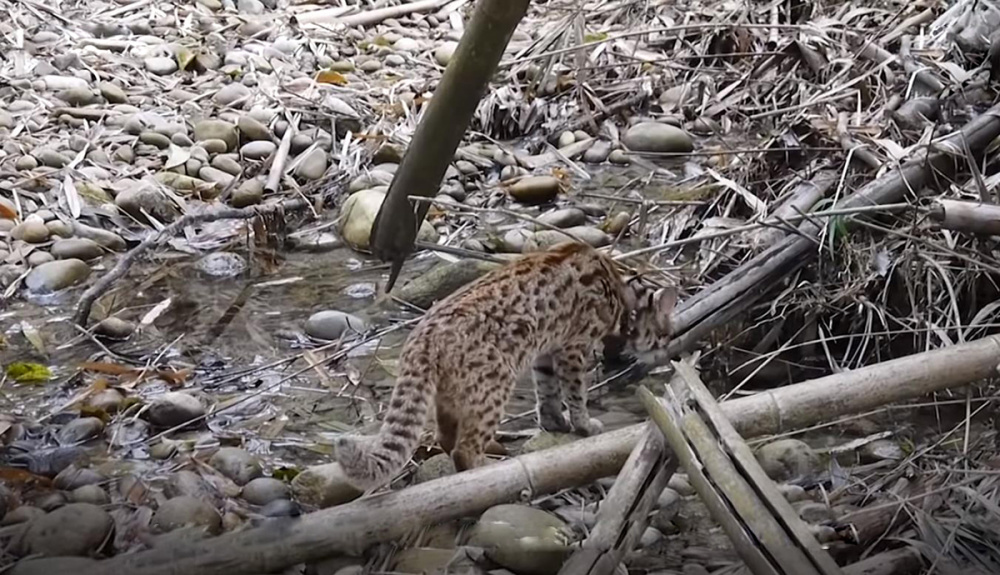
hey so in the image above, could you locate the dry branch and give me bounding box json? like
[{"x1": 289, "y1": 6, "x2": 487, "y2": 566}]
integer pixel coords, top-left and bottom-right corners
[
  {"x1": 76, "y1": 334, "x2": 1000, "y2": 575},
  {"x1": 72, "y1": 199, "x2": 307, "y2": 326},
  {"x1": 294, "y1": 0, "x2": 454, "y2": 27}
]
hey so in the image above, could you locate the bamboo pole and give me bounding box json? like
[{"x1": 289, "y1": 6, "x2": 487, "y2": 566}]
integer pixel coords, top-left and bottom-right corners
[
  {"x1": 929, "y1": 199, "x2": 1000, "y2": 235},
  {"x1": 75, "y1": 335, "x2": 1000, "y2": 575},
  {"x1": 368, "y1": 0, "x2": 531, "y2": 290}
]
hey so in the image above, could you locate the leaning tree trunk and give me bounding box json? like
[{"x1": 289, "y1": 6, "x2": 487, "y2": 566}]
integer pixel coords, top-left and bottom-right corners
[{"x1": 369, "y1": 0, "x2": 531, "y2": 290}]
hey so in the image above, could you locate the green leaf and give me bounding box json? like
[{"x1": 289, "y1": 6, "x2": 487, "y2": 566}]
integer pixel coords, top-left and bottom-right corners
[{"x1": 5, "y1": 362, "x2": 51, "y2": 384}]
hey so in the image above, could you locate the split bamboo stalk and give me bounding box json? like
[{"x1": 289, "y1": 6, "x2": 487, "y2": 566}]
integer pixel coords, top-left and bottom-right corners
[{"x1": 75, "y1": 335, "x2": 1000, "y2": 575}]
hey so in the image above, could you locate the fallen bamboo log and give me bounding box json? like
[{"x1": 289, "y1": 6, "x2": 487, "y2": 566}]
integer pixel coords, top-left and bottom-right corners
[
  {"x1": 929, "y1": 198, "x2": 1000, "y2": 235},
  {"x1": 76, "y1": 334, "x2": 1000, "y2": 575},
  {"x1": 645, "y1": 101, "x2": 1000, "y2": 345}
]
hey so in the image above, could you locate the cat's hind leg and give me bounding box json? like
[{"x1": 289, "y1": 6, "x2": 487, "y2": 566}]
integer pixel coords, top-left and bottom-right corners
[{"x1": 532, "y1": 353, "x2": 571, "y2": 432}]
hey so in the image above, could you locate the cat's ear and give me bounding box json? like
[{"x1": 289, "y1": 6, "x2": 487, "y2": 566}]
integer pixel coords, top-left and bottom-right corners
[{"x1": 653, "y1": 287, "x2": 677, "y2": 332}]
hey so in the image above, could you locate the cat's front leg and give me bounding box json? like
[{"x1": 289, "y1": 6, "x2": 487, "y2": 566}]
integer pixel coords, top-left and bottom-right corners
[
  {"x1": 532, "y1": 353, "x2": 571, "y2": 432},
  {"x1": 551, "y1": 344, "x2": 604, "y2": 437}
]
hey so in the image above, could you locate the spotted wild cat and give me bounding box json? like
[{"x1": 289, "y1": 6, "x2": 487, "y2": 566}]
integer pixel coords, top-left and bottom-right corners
[{"x1": 335, "y1": 242, "x2": 677, "y2": 491}]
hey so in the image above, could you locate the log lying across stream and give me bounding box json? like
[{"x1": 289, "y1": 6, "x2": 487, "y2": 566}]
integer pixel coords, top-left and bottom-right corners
[{"x1": 76, "y1": 334, "x2": 1000, "y2": 575}]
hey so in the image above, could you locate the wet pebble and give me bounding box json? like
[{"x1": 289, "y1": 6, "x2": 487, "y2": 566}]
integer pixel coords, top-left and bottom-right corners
[
  {"x1": 24, "y1": 259, "x2": 91, "y2": 293},
  {"x1": 622, "y1": 121, "x2": 693, "y2": 153},
  {"x1": 215, "y1": 83, "x2": 251, "y2": 106},
  {"x1": 241, "y1": 140, "x2": 276, "y2": 160},
  {"x1": 338, "y1": 189, "x2": 437, "y2": 251},
  {"x1": 57, "y1": 417, "x2": 104, "y2": 444},
  {"x1": 99, "y1": 82, "x2": 127, "y2": 104},
  {"x1": 241, "y1": 477, "x2": 289, "y2": 506},
  {"x1": 608, "y1": 149, "x2": 631, "y2": 165},
  {"x1": 537, "y1": 207, "x2": 586, "y2": 229},
  {"x1": 434, "y1": 41, "x2": 458, "y2": 66},
  {"x1": 231, "y1": 179, "x2": 264, "y2": 207},
  {"x1": 139, "y1": 131, "x2": 171, "y2": 149},
  {"x1": 54, "y1": 466, "x2": 105, "y2": 490},
  {"x1": 238, "y1": 115, "x2": 272, "y2": 141},
  {"x1": 72, "y1": 222, "x2": 126, "y2": 251},
  {"x1": 755, "y1": 439, "x2": 821, "y2": 483},
  {"x1": 194, "y1": 120, "x2": 238, "y2": 151},
  {"x1": 583, "y1": 139, "x2": 612, "y2": 163},
  {"x1": 2, "y1": 506, "x2": 45, "y2": 526},
  {"x1": 146, "y1": 392, "x2": 205, "y2": 428},
  {"x1": 11, "y1": 220, "x2": 50, "y2": 243},
  {"x1": 394, "y1": 259, "x2": 499, "y2": 309},
  {"x1": 199, "y1": 165, "x2": 236, "y2": 187},
  {"x1": 19, "y1": 503, "x2": 113, "y2": 557},
  {"x1": 413, "y1": 453, "x2": 456, "y2": 484},
  {"x1": 145, "y1": 56, "x2": 177, "y2": 75},
  {"x1": 94, "y1": 317, "x2": 135, "y2": 340},
  {"x1": 70, "y1": 484, "x2": 110, "y2": 505},
  {"x1": 209, "y1": 447, "x2": 263, "y2": 486},
  {"x1": 211, "y1": 155, "x2": 243, "y2": 176},
  {"x1": 15, "y1": 156, "x2": 38, "y2": 171},
  {"x1": 290, "y1": 463, "x2": 363, "y2": 508},
  {"x1": 51, "y1": 238, "x2": 103, "y2": 260},
  {"x1": 523, "y1": 226, "x2": 610, "y2": 252},
  {"x1": 115, "y1": 187, "x2": 177, "y2": 223},
  {"x1": 293, "y1": 147, "x2": 328, "y2": 180},
  {"x1": 467, "y1": 504, "x2": 574, "y2": 575},
  {"x1": 27, "y1": 251, "x2": 54, "y2": 267},
  {"x1": 519, "y1": 431, "x2": 580, "y2": 455},
  {"x1": 151, "y1": 496, "x2": 222, "y2": 535},
  {"x1": 304, "y1": 310, "x2": 368, "y2": 340},
  {"x1": 196, "y1": 252, "x2": 247, "y2": 277},
  {"x1": 507, "y1": 175, "x2": 560, "y2": 204}
]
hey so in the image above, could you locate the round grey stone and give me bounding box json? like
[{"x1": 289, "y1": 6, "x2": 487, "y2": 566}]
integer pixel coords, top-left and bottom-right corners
[{"x1": 304, "y1": 310, "x2": 368, "y2": 340}]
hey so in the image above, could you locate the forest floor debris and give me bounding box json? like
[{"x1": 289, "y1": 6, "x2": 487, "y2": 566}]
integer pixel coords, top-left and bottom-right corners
[{"x1": 4, "y1": 0, "x2": 1000, "y2": 573}]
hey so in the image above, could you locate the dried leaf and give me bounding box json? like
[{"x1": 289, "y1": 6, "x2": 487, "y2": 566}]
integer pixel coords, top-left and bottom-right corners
[
  {"x1": 0, "y1": 467, "x2": 53, "y2": 488},
  {"x1": 315, "y1": 69, "x2": 348, "y2": 85},
  {"x1": 175, "y1": 46, "x2": 196, "y2": 71},
  {"x1": 0, "y1": 202, "x2": 17, "y2": 219},
  {"x1": 5, "y1": 362, "x2": 51, "y2": 384},
  {"x1": 63, "y1": 173, "x2": 81, "y2": 219},
  {"x1": 140, "y1": 298, "x2": 172, "y2": 328},
  {"x1": 20, "y1": 321, "x2": 45, "y2": 355},
  {"x1": 156, "y1": 368, "x2": 192, "y2": 387},
  {"x1": 165, "y1": 143, "x2": 192, "y2": 170},
  {"x1": 79, "y1": 361, "x2": 140, "y2": 377}
]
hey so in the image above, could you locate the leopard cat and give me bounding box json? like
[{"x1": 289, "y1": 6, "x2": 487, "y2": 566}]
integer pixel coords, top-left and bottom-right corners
[{"x1": 335, "y1": 241, "x2": 678, "y2": 491}]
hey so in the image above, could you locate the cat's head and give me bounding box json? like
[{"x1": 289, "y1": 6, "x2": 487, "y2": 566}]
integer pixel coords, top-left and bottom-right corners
[{"x1": 606, "y1": 277, "x2": 678, "y2": 367}]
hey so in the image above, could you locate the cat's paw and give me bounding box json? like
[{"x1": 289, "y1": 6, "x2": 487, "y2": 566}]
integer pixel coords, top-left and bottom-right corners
[
  {"x1": 538, "y1": 413, "x2": 572, "y2": 433},
  {"x1": 574, "y1": 417, "x2": 605, "y2": 437},
  {"x1": 538, "y1": 407, "x2": 571, "y2": 433}
]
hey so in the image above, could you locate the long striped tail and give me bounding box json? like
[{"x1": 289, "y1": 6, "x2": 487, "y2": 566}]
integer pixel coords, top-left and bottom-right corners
[{"x1": 335, "y1": 369, "x2": 434, "y2": 491}]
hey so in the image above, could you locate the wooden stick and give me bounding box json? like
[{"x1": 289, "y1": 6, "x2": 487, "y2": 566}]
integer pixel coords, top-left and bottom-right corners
[
  {"x1": 75, "y1": 335, "x2": 1000, "y2": 575},
  {"x1": 292, "y1": 0, "x2": 459, "y2": 27}
]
